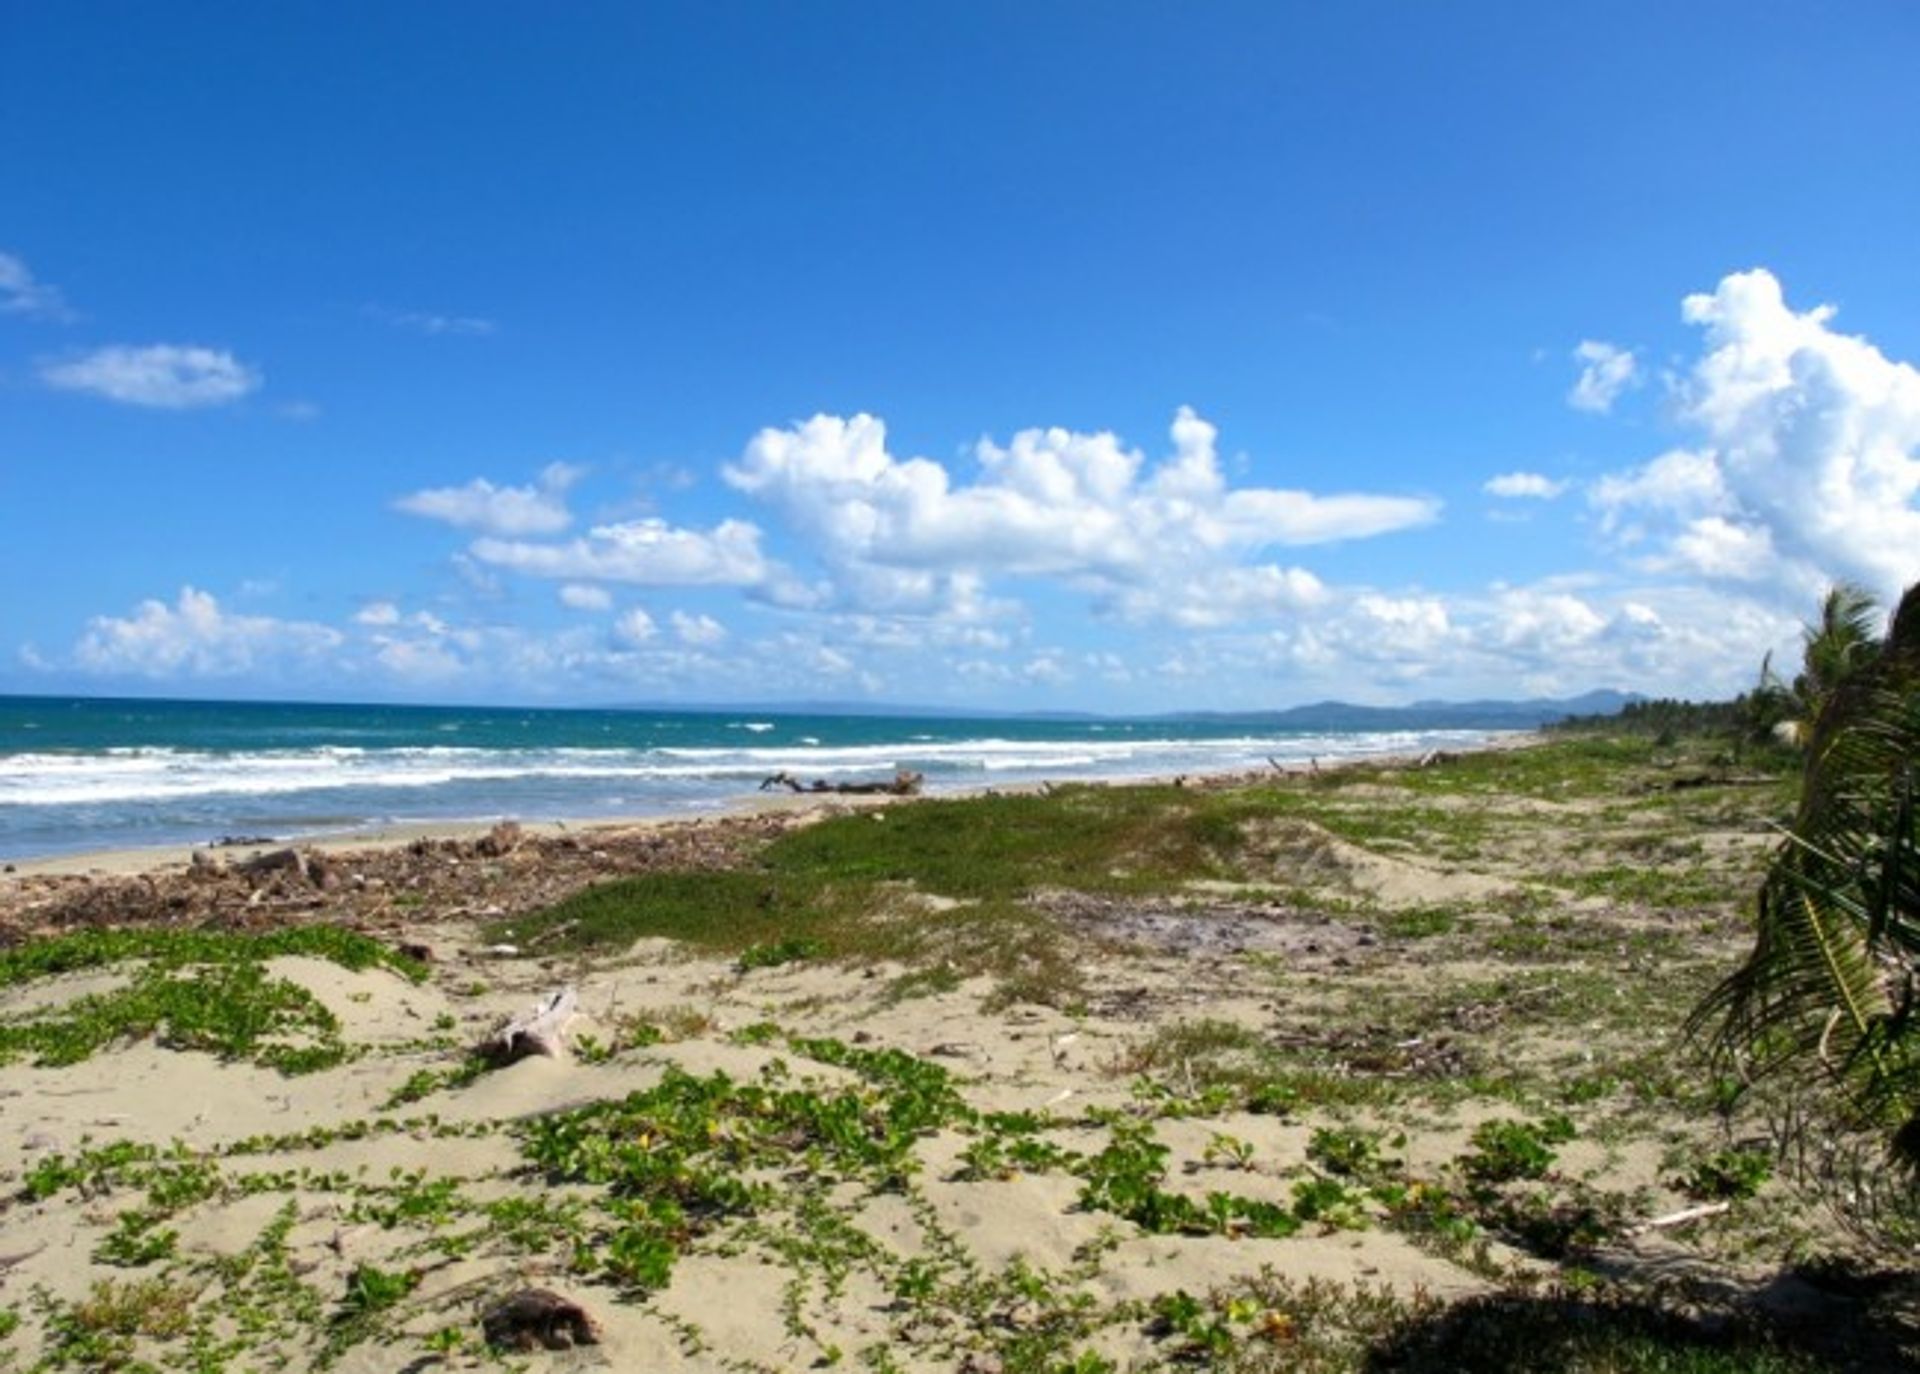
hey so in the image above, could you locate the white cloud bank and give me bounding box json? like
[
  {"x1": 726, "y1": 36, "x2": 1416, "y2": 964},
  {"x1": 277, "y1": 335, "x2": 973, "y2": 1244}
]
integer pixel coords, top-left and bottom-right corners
[
  {"x1": 75, "y1": 588, "x2": 342, "y2": 677},
  {"x1": 396, "y1": 462, "x2": 584, "y2": 537},
  {"x1": 1591, "y1": 268, "x2": 1920, "y2": 600},
  {"x1": 45, "y1": 286, "x2": 1913, "y2": 709},
  {"x1": 41, "y1": 344, "x2": 261, "y2": 408}
]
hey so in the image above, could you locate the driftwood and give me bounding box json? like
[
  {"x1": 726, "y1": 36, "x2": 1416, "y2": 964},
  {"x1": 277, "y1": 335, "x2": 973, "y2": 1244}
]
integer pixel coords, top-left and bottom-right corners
[
  {"x1": 488, "y1": 986, "x2": 579, "y2": 1062},
  {"x1": 481, "y1": 1288, "x2": 601, "y2": 1351},
  {"x1": 238, "y1": 847, "x2": 306, "y2": 879},
  {"x1": 759, "y1": 770, "x2": 925, "y2": 797},
  {"x1": 1626, "y1": 1201, "x2": 1733, "y2": 1236}
]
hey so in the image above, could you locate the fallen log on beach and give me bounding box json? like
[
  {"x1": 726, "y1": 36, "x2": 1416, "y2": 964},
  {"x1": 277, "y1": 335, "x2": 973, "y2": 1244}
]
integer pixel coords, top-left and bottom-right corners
[{"x1": 758, "y1": 770, "x2": 925, "y2": 796}]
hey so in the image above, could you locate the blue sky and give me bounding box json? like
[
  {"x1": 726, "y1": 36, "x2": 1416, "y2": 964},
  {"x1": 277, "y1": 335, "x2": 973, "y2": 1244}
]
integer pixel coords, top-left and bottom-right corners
[{"x1": 4, "y1": 2, "x2": 1918, "y2": 711}]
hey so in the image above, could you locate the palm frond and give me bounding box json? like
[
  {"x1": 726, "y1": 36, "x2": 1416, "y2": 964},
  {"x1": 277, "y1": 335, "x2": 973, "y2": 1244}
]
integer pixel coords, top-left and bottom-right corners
[{"x1": 1694, "y1": 579, "x2": 1920, "y2": 1166}]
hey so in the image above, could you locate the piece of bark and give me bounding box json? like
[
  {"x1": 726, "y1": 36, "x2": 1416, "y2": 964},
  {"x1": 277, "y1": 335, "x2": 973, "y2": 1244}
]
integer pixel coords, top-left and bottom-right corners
[
  {"x1": 481, "y1": 1288, "x2": 601, "y2": 1351},
  {"x1": 489, "y1": 987, "x2": 579, "y2": 1062}
]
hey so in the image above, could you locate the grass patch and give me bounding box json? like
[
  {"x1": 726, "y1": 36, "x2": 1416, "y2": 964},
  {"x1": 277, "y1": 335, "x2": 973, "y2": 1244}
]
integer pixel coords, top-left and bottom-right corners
[
  {"x1": 0, "y1": 925, "x2": 426, "y2": 1073},
  {"x1": 1378, "y1": 906, "x2": 1463, "y2": 939},
  {"x1": 1554, "y1": 863, "x2": 1738, "y2": 909},
  {"x1": 738, "y1": 935, "x2": 826, "y2": 970},
  {"x1": 0, "y1": 925, "x2": 426, "y2": 988},
  {"x1": 760, "y1": 784, "x2": 1231, "y2": 899},
  {"x1": 493, "y1": 851, "x2": 1091, "y2": 1004}
]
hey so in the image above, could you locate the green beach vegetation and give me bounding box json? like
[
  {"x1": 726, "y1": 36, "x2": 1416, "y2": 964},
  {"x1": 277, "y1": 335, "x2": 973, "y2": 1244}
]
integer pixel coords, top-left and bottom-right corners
[{"x1": 1696, "y1": 581, "x2": 1920, "y2": 1172}]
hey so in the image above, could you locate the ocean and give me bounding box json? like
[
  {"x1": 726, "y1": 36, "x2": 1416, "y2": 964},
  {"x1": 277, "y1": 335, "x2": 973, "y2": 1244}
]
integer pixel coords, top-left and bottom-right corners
[{"x1": 0, "y1": 695, "x2": 1504, "y2": 862}]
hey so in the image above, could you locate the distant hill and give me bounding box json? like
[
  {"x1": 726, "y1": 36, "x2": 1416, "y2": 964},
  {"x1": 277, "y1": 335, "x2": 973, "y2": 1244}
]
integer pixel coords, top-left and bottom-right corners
[
  {"x1": 597, "y1": 690, "x2": 1644, "y2": 730},
  {"x1": 1161, "y1": 689, "x2": 1642, "y2": 732}
]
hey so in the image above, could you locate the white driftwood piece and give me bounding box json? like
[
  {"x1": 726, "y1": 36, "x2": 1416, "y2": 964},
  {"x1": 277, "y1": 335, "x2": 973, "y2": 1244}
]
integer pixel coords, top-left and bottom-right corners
[
  {"x1": 1626, "y1": 1201, "x2": 1733, "y2": 1236},
  {"x1": 492, "y1": 987, "x2": 579, "y2": 1062}
]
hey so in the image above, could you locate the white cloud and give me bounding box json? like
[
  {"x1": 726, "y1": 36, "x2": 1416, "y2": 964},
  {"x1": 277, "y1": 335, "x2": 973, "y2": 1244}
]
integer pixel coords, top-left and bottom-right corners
[
  {"x1": 1591, "y1": 269, "x2": 1920, "y2": 599},
  {"x1": 371, "y1": 306, "x2": 497, "y2": 337},
  {"x1": 1666, "y1": 517, "x2": 1777, "y2": 582},
  {"x1": 1490, "y1": 588, "x2": 1609, "y2": 654},
  {"x1": 559, "y1": 583, "x2": 613, "y2": 611},
  {"x1": 74, "y1": 587, "x2": 342, "y2": 677},
  {"x1": 612, "y1": 608, "x2": 657, "y2": 646},
  {"x1": 354, "y1": 601, "x2": 402, "y2": 626},
  {"x1": 1484, "y1": 471, "x2": 1569, "y2": 499},
  {"x1": 395, "y1": 462, "x2": 583, "y2": 536},
  {"x1": 727, "y1": 409, "x2": 1434, "y2": 583},
  {"x1": 1353, "y1": 593, "x2": 1454, "y2": 650},
  {"x1": 1104, "y1": 564, "x2": 1327, "y2": 629},
  {"x1": 722, "y1": 408, "x2": 1434, "y2": 627},
  {"x1": 372, "y1": 636, "x2": 464, "y2": 680},
  {"x1": 41, "y1": 344, "x2": 260, "y2": 408},
  {"x1": 473, "y1": 516, "x2": 768, "y2": 586},
  {"x1": 0, "y1": 251, "x2": 72, "y2": 320},
  {"x1": 1568, "y1": 340, "x2": 1639, "y2": 413},
  {"x1": 671, "y1": 611, "x2": 727, "y2": 646},
  {"x1": 1591, "y1": 449, "x2": 1727, "y2": 534}
]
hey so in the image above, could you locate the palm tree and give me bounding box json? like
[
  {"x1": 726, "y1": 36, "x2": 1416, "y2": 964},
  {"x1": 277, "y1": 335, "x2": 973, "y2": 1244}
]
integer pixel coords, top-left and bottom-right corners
[
  {"x1": 1762, "y1": 581, "x2": 1884, "y2": 747},
  {"x1": 1694, "y1": 581, "x2": 1920, "y2": 1166}
]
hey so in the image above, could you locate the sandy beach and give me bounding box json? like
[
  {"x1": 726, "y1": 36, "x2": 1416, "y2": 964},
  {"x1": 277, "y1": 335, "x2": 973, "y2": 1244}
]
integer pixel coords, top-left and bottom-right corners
[{"x1": 0, "y1": 735, "x2": 1908, "y2": 1371}]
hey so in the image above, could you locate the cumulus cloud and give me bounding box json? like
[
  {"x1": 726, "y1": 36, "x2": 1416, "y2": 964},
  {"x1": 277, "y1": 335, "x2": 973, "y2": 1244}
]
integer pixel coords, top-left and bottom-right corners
[
  {"x1": 1590, "y1": 268, "x2": 1920, "y2": 599},
  {"x1": 395, "y1": 462, "x2": 583, "y2": 537},
  {"x1": 1103, "y1": 564, "x2": 1327, "y2": 629},
  {"x1": 1490, "y1": 587, "x2": 1609, "y2": 654},
  {"x1": 0, "y1": 251, "x2": 71, "y2": 320},
  {"x1": 74, "y1": 587, "x2": 342, "y2": 677},
  {"x1": 1568, "y1": 340, "x2": 1639, "y2": 414},
  {"x1": 41, "y1": 344, "x2": 260, "y2": 408},
  {"x1": 611, "y1": 608, "x2": 657, "y2": 646},
  {"x1": 558, "y1": 583, "x2": 613, "y2": 611},
  {"x1": 718, "y1": 407, "x2": 1434, "y2": 631},
  {"x1": 1484, "y1": 471, "x2": 1569, "y2": 499},
  {"x1": 353, "y1": 601, "x2": 402, "y2": 626},
  {"x1": 671, "y1": 611, "x2": 727, "y2": 646},
  {"x1": 473, "y1": 516, "x2": 768, "y2": 586},
  {"x1": 727, "y1": 409, "x2": 1435, "y2": 586},
  {"x1": 1352, "y1": 593, "x2": 1455, "y2": 650}
]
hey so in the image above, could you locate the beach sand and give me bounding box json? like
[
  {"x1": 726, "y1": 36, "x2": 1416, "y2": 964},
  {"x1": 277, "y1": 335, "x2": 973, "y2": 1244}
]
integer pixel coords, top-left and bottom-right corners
[{"x1": 1, "y1": 738, "x2": 1896, "y2": 1371}]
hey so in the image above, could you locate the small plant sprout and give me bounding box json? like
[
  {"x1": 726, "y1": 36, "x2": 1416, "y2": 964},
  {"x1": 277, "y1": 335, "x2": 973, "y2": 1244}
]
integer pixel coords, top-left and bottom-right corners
[{"x1": 1203, "y1": 1132, "x2": 1257, "y2": 1170}]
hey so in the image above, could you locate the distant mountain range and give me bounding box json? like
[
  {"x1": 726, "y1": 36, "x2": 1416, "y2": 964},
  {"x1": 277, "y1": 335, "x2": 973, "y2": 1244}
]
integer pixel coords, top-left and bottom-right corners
[
  {"x1": 607, "y1": 689, "x2": 1643, "y2": 731},
  {"x1": 1159, "y1": 689, "x2": 1643, "y2": 732}
]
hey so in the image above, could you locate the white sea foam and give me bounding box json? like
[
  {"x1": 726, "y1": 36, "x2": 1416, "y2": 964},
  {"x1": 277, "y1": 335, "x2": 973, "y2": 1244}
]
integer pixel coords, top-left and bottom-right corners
[{"x1": 0, "y1": 729, "x2": 1495, "y2": 810}]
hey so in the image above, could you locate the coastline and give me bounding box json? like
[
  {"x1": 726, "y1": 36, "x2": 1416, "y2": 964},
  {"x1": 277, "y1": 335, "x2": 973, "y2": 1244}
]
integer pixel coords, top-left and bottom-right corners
[
  {"x1": 0, "y1": 786, "x2": 925, "y2": 883},
  {"x1": 0, "y1": 735, "x2": 1535, "y2": 885}
]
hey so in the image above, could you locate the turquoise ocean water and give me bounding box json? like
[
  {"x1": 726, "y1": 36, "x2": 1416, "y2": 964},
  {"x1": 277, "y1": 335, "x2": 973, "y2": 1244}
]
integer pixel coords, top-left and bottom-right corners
[{"x1": 0, "y1": 696, "x2": 1501, "y2": 862}]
